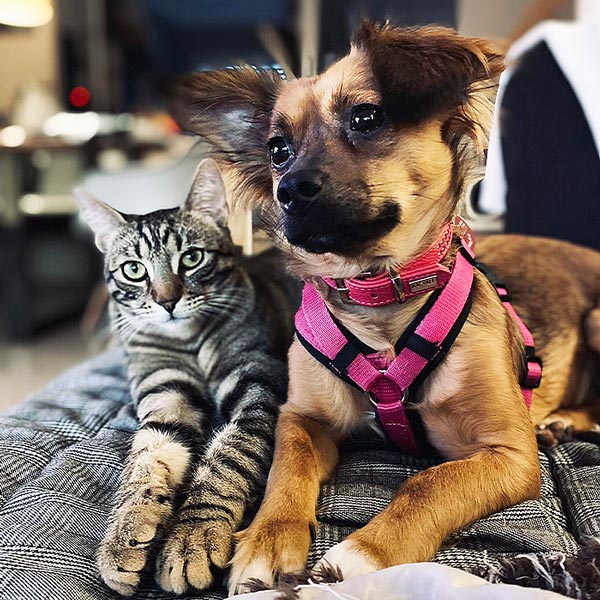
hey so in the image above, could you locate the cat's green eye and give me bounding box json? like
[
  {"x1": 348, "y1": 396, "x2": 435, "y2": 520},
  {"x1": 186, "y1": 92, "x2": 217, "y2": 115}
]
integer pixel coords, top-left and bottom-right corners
[
  {"x1": 121, "y1": 261, "x2": 147, "y2": 281},
  {"x1": 180, "y1": 249, "x2": 204, "y2": 270}
]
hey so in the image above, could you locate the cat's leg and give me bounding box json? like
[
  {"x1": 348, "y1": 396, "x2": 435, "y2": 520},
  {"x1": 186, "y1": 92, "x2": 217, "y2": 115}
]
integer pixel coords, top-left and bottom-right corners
[
  {"x1": 98, "y1": 359, "x2": 209, "y2": 596},
  {"x1": 156, "y1": 354, "x2": 286, "y2": 594}
]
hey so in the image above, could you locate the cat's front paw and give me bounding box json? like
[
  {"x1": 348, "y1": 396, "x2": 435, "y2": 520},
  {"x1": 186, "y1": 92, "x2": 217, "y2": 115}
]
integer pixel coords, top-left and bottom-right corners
[
  {"x1": 98, "y1": 496, "x2": 173, "y2": 596},
  {"x1": 156, "y1": 517, "x2": 234, "y2": 594}
]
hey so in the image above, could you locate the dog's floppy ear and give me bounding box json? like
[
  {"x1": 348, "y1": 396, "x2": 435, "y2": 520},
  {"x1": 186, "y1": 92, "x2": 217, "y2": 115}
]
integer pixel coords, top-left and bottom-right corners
[
  {"x1": 170, "y1": 67, "x2": 283, "y2": 207},
  {"x1": 353, "y1": 22, "x2": 503, "y2": 197},
  {"x1": 352, "y1": 22, "x2": 504, "y2": 125}
]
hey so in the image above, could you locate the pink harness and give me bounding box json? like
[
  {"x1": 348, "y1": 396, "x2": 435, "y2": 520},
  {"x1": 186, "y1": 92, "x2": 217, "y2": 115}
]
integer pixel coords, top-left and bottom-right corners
[{"x1": 295, "y1": 225, "x2": 542, "y2": 455}]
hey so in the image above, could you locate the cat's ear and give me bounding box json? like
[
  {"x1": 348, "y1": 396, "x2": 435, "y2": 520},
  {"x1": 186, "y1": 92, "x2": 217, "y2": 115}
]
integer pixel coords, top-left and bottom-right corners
[
  {"x1": 183, "y1": 158, "x2": 228, "y2": 226},
  {"x1": 74, "y1": 188, "x2": 125, "y2": 253}
]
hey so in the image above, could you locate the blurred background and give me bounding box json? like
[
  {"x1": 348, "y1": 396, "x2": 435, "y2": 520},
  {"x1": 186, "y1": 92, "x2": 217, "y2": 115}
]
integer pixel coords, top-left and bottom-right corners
[{"x1": 1, "y1": 0, "x2": 596, "y2": 407}]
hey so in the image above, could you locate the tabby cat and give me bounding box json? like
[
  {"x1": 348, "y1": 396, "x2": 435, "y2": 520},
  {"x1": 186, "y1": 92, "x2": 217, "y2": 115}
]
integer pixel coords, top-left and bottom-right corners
[{"x1": 76, "y1": 159, "x2": 298, "y2": 596}]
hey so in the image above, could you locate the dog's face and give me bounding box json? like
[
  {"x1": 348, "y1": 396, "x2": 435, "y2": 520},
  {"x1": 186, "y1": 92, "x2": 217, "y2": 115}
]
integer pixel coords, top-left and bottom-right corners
[
  {"x1": 263, "y1": 49, "x2": 458, "y2": 262},
  {"x1": 173, "y1": 23, "x2": 503, "y2": 277}
]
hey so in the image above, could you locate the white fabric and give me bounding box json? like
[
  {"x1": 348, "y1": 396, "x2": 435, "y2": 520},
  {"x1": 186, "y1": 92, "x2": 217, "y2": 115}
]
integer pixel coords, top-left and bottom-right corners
[
  {"x1": 576, "y1": 0, "x2": 600, "y2": 24},
  {"x1": 230, "y1": 563, "x2": 568, "y2": 599},
  {"x1": 479, "y1": 19, "x2": 600, "y2": 215}
]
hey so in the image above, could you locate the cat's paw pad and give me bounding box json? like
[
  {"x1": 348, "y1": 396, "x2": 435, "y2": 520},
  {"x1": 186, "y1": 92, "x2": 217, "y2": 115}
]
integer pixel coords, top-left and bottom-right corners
[
  {"x1": 536, "y1": 420, "x2": 574, "y2": 449},
  {"x1": 98, "y1": 498, "x2": 172, "y2": 595},
  {"x1": 156, "y1": 518, "x2": 234, "y2": 594}
]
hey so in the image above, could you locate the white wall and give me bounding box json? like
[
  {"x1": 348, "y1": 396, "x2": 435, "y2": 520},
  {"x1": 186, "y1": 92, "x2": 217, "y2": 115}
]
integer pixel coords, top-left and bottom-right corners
[
  {"x1": 0, "y1": 13, "x2": 59, "y2": 115},
  {"x1": 458, "y1": 0, "x2": 573, "y2": 39}
]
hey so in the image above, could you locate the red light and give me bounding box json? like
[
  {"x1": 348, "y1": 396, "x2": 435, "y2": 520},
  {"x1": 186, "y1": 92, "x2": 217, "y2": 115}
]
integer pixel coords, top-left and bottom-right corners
[{"x1": 69, "y1": 86, "x2": 90, "y2": 108}]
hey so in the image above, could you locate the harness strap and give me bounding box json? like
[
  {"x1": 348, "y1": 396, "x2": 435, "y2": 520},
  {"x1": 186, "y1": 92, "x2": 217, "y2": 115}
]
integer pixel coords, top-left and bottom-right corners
[
  {"x1": 383, "y1": 249, "x2": 473, "y2": 392},
  {"x1": 474, "y1": 262, "x2": 542, "y2": 408}
]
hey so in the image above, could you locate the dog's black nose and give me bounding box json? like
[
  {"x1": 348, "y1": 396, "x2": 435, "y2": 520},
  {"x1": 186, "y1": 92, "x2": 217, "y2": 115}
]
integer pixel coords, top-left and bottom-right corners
[{"x1": 277, "y1": 170, "x2": 323, "y2": 213}]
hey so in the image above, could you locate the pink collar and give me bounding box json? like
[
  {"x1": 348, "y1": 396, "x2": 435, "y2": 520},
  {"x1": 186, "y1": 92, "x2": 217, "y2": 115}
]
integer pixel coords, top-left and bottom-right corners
[{"x1": 321, "y1": 219, "x2": 472, "y2": 307}]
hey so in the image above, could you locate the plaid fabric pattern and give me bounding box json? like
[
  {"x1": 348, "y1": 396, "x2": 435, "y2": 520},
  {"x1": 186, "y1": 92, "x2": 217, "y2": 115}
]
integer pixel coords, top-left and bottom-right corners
[{"x1": 0, "y1": 352, "x2": 599, "y2": 599}]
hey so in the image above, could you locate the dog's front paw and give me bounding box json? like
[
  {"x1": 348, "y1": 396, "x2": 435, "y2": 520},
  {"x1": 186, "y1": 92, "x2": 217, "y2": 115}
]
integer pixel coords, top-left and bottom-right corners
[
  {"x1": 98, "y1": 496, "x2": 173, "y2": 596},
  {"x1": 228, "y1": 518, "x2": 314, "y2": 596},
  {"x1": 156, "y1": 517, "x2": 234, "y2": 594},
  {"x1": 311, "y1": 539, "x2": 379, "y2": 583}
]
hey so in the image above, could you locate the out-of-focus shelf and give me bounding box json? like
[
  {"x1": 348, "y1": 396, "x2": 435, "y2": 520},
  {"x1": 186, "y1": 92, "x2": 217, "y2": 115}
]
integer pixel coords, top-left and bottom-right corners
[
  {"x1": 0, "y1": 136, "x2": 84, "y2": 153},
  {"x1": 18, "y1": 193, "x2": 77, "y2": 217}
]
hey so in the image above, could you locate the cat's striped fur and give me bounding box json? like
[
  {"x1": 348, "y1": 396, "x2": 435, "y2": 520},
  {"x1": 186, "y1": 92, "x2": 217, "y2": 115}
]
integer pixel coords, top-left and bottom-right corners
[{"x1": 77, "y1": 159, "x2": 298, "y2": 596}]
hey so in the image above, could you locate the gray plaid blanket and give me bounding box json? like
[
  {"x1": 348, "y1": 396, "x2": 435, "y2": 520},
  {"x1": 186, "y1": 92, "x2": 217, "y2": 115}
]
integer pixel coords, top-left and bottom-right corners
[{"x1": 0, "y1": 352, "x2": 599, "y2": 600}]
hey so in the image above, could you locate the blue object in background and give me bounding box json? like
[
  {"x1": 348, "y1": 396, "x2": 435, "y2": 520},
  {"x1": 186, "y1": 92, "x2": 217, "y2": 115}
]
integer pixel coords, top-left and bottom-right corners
[{"x1": 146, "y1": 0, "x2": 291, "y2": 28}]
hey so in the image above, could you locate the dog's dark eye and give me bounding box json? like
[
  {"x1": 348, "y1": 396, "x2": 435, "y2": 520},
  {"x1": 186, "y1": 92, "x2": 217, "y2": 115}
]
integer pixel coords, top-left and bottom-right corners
[
  {"x1": 350, "y1": 104, "x2": 385, "y2": 134},
  {"x1": 268, "y1": 137, "x2": 292, "y2": 168}
]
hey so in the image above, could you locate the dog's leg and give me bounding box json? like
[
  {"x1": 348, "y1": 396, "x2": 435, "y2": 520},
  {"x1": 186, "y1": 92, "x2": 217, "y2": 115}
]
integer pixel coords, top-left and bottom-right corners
[
  {"x1": 538, "y1": 405, "x2": 600, "y2": 430},
  {"x1": 317, "y1": 384, "x2": 540, "y2": 578},
  {"x1": 313, "y1": 439, "x2": 540, "y2": 579},
  {"x1": 227, "y1": 409, "x2": 339, "y2": 595},
  {"x1": 535, "y1": 304, "x2": 600, "y2": 449}
]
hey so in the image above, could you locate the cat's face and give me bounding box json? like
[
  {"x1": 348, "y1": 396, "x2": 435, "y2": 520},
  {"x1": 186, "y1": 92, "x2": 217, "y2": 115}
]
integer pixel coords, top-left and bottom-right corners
[
  {"x1": 77, "y1": 159, "x2": 238, "y2": 329},
  {"x1": 103, "y1": 209, "x2": 236, "y2": 326}
]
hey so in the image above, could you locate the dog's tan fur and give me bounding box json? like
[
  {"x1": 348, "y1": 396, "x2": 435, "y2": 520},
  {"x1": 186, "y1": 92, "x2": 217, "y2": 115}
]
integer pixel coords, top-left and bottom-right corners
[{"x1": 173, "y1": 22, "x2": 600, "y2": 593}]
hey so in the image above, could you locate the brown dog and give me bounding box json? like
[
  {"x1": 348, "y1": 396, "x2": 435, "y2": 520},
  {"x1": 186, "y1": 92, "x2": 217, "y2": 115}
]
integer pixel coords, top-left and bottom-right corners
[{"x1": 173, "y1": 22, "x2": 600, "y2": 594}]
